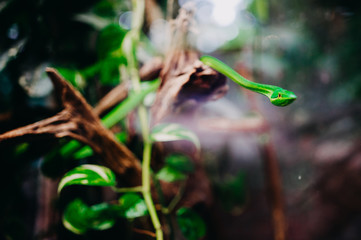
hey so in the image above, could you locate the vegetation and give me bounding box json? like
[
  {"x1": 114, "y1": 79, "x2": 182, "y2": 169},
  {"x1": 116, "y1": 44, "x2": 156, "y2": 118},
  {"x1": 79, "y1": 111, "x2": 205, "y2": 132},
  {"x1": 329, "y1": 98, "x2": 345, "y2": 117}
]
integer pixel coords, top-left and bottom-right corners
[{"x1": 1, "y1": 0, "x2": 361, "y2": 240}]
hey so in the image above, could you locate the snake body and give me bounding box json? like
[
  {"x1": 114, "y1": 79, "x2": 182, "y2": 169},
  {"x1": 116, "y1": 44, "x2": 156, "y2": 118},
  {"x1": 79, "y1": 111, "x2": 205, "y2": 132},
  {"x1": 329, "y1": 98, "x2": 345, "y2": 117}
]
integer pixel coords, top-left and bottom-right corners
[{"x1": 200, "y1": 55, "x2": 297, "y2": 107}]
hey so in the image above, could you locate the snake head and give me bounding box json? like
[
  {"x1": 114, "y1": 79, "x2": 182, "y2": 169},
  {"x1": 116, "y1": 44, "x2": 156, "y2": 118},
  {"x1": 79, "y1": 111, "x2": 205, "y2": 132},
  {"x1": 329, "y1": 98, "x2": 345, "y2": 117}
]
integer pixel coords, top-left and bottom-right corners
[{"x1": 270, "y1": 88, "x2": 297, "y2": 107}]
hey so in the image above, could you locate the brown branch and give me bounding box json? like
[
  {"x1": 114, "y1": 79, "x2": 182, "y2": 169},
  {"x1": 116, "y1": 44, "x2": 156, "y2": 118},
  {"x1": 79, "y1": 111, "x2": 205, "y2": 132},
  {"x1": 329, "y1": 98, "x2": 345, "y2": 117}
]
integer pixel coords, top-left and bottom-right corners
[
  {"x1": 132, "y1": 228, "x2": 157, "y2": 238},
  {"x1": 93, "y1": 82, "x2": 129, "y2": 116},
  {"x1": 0, "y1": 68, "x2": 141, "y2": 184},
  {"x1": 151, "y1": 50, "x2": 228, "y2": 124},
  {"x1": 139, "y1": 57, "x2": 163, "y2": 81},
  {"x1": 150, "y1": 7, "x2": 228, "y2": 124}
]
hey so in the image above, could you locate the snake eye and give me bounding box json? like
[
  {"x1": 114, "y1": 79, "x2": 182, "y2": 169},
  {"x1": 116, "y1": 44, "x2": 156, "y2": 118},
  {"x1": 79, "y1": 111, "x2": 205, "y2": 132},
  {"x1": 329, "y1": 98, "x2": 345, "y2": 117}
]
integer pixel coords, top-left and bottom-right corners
[{"x1": 278, "y1": 93, "x2": 282, "y2": 98}]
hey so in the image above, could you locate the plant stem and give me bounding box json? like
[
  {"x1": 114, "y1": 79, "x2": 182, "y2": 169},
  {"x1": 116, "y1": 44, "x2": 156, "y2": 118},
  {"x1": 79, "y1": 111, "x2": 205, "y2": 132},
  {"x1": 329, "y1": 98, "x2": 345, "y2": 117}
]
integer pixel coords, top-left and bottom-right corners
[
  {"x1": 142, "y1": 141, "x2": 163, "y2": 240},
  {"x1": 165, "y1": 180, "x2": 186, "y2": 213},
  {"x1": 127, "y1": 0, "x2": 163, "y2": 239},
  {"x1": 112, "y1": 186, "x2": 143, "y2": 193},
  {"x1": 153, "y1": 175, "x2": 175, "y2": 240}
]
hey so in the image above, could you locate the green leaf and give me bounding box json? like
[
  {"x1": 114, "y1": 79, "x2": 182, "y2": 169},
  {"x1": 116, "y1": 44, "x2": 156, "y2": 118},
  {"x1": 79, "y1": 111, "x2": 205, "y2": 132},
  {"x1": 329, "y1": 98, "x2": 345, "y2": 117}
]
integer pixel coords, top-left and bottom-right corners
[
  {"x1": 176, "y1": 208, "x2": 206, "y2": 240},
  {"x1": 73, "y1": 146, "x2": 93, "y2": 159},
  {"x1": 88, "y1": 203, "x2": 117, "y2": 231},
  {"x1": 58, "y1": 164, "x2": 116, "y2": 193},
  {"x1": 98, "y1": 56, "x2": 126, "y2": 85},
  {"x1": 97, "y1": 24, "x2": 127, "y2": 59},
  {"x1": 150, "y1": 123, "x2": 200, "y2": 149},
  {"x1": 166, "y1": 154, "x2": 194, "y2": 173},
  {"x1": 118, "y1": 193, "x2": 148, "y2": 219},
  {"x1": 156, "y1": 154, "x2": 194, "y2": 182},
  {"x1": 62, "y1": 199, "x2": 89, "y2": 234},
  {"x1": 63, "y1": 199, "x2": 116, "y2": 234},
  {"x1": 156, "y1": 166, "x2": 186, "y2": 182}
]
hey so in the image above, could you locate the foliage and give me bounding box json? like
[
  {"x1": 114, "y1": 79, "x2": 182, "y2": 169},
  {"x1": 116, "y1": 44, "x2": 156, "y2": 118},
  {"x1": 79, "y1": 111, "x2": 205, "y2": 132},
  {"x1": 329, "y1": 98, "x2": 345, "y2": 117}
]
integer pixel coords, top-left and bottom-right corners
[
  {"x1": 156, "y1": 154, "x2": 194, "y2": 182},
  {"x1": 176, "y1": 208, "x2": 206, "y2": 240},
  {"x1": 62, "y1": 193, "x2": 149, "y2": 234},
  {"x1": 151, "y1": 123, "x2": 200, "y2": 150},
  {"x1": 58, "y1": 164, "x2": 117, "y2": 193},
  {"x1": 0, "y1": 0, "x2": 323, "y2": 239},
  {"x1": 118, "y1": 193, "x2": 148, "y2": 219},
  {"x1": 63, "y1": 199, "x2": 117, "y2": 234}
]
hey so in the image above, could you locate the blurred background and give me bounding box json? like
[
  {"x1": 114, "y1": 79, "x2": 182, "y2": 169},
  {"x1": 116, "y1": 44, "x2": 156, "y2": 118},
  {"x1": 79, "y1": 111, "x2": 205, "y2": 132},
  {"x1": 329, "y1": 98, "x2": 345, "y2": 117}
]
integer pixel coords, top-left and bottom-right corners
[{"x1": 0, "y1": 0, "x2": 361, "y2": 239}]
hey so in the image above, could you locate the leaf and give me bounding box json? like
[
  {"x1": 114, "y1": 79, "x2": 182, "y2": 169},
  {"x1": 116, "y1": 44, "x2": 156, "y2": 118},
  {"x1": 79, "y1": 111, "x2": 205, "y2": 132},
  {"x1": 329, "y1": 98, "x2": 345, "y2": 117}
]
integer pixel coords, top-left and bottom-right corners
[
  {"x1": 166, "y1": 154, "x2": 194, "y2": 173},
  {"x1": 150, "y1": 123, "x2": 200, "y2": 149},
  {"x1": 118, "y1": 193, "x2": 148, "y2": 219},
  {"x1": 58, "y1": 164, "x2": 117, "y2": 193},
  {"x1": 176, "y1": 208, "x2": 206, "y2": 240},
  {"x1": 97, "y1": 24, "x2": 127, "y2": 59},
  {"x1": 88, "y1": 203, "x2": 117, "y2": 231},
  {"x1": 62, "y1": 194, "x2": 148, "y2": 234},
  {"x1": 62, "y1": 199, "x2": 116, "y2": 234},
  {"x1": 156, "y1": 154, "x2": 194, "y2": 182},
  {"x1": 156, "y1": 166, "x2": 186, "y2": 182},
  {"x1": 98, "y1": 56, "x2": 126, "y2": 85},
  {"x1": 62, "y1": 199, "x2": 89, "y2": 234}
]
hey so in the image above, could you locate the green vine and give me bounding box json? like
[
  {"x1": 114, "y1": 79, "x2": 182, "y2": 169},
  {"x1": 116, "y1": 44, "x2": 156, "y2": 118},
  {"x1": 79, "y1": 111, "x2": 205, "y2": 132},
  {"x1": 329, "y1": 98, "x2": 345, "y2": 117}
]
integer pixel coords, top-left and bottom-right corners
[{"x1": 125, "y1": 0, "x2": 163, "y2": 239}]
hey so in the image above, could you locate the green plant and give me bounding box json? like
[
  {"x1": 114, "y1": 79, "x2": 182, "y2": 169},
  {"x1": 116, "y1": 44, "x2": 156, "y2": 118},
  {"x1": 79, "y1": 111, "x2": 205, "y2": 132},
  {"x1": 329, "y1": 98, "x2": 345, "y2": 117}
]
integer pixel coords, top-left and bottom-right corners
[
  {"x1": 0, "y1": 1, "x2": 297, "y2": 240},
  {"x1": 56, "y1": 2, "x2": 206, "y2": 240},
  {"x1": 56, "y1": 51, "x2": 296, "y2": 240},
  {"x1": 58, "y1": 125, "x2": 202, "y2": 240}
]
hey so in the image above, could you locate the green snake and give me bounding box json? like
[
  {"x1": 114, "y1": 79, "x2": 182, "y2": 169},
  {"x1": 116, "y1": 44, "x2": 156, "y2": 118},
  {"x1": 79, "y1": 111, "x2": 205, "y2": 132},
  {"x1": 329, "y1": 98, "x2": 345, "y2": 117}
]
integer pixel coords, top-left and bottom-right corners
[{"x1": 200, "y1": 55, "x2": 297, "y2": 107}]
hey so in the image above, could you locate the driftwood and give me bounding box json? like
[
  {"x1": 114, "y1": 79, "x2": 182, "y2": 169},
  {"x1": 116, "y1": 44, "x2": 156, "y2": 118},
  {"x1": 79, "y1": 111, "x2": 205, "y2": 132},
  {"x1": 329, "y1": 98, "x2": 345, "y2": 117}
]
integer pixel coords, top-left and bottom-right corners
[
  {"x1": 150, "y1": 6, "x2": 228, "y2": 124},
  {"x1": 151, "y1": 50, "x2": 228, "y2": 124},
  {"x1": 145, "y1": 6, "x2": 229, "y2": 211},
  {"x1": 0, "y1": 68, "x2": 141, "y2": 184}
]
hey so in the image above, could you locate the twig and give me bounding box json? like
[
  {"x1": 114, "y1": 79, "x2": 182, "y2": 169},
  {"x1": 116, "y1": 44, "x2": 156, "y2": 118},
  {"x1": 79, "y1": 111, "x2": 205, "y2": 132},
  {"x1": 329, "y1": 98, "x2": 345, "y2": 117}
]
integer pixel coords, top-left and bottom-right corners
[
  {"x1": 112, "y1": 186, "x2": 143, "y2": 193},
  {"x1": 133, "y1": 228, "x2": 157, "y2": 238},
  {"x1": 165, "y1": 180, "x2": 186, "y2": 213},
  {"x1": 93, "y1": 82, "x2": 129, "y2": 116}
]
